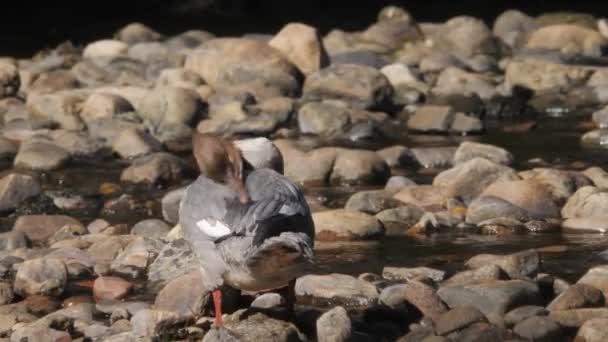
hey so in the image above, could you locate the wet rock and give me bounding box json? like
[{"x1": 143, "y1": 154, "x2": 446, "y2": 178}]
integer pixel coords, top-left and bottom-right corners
[
  {"x1": 434, "y1": 306, "x2": 487, "y2": 336},
  {"x1": 274, "y1": 140, "x2": 338, "y2": 185},
  {"x1": 434, "y1": 16, "x2": 498, "y2": 57},
  {"x1": 154, "y1": 270, "x2": 209, "y2": 318},
  {"x1": 147, "y1": 239, "x2": 198, "y2": 293},
  {"x1": 316, "y1": 306, "x2": 352, "y2": 342},
  {"x1": 433, "y1": 157, "x2": 519, "y2": 204},
  {"x1": 465, "y1": 250, "x2": 540, "y2": 279},
  {"x1": 303, "y1": 64, "x2": 393, "y2": 109},
  {"x1": 563, "y1": 186, "x2": 608, "y2": 220},
  {"x1": 505, "y1": 58, "x2": 592, "y2": 92},
  {"x1": 218, "y1": 309, "x2": 306, "y2": 342},
  {"x1": 527, "y1": 24, "x2": 608, "y2": 57},
  {"x1": 513, "y1": 316, "x2": 563, "y2": 341},
  {"x1": 379, "y1": 281, "x2": 448, "y2": 318},
  {"x1": 313, "y1": 209, "x2": 385, "y2": 241},
  {"x1": 453, "y1": 142, "x2": 513, "y2": 166},
  {"x1": 0, "y1": 62, "x2": 20, "y2": 98},
  {"x1": 120, "y1": 152, "x2": 186, "y2": 184},
  {"x1": 493, "y1": 9, "x2": 537, "y2": 48},
  {"x1": 112, "y1": 128, "x2": 162, "y2": 159},
  {"x1": 519, "y1": 168, "x2": 592, "y2": 204},
  {"x1": 84, "y1": 39, "x2": 128, "y2": 58},
  {"x1": 583, "y1": 167, "x2": 608, "y2": 189},
  {"x1": 409, "y1": 147, "x2": 456, "y2": 169},
  {"x1": 250, "y1": 293, "x2": 284, "y2": 309},
  {"x1": 93, "y1": 276, "x2": 133, "y2": 302},
  {"x1": 13, "y1": 215, "x2": 82, "y2": 244},
  {"x1": 330, "y1": 149, "x2": 390, "y2": 185},
  {"x1": 15, "y1": 258, "x2": 67, "y2": 297},
  {"x1": 407, "y1": 105, "x2": 454, "y2": 132},
  {"x1": 0, "y1": 174, "x2": 41, "y2": 212},
  {"x1": 234, "y1": 137, "x2": 284, "y2": 173},
  {"x1": 575, "y1": 318, "x2": 608, "y2": 342},
  {"x1": 375, "y1": 205, "x2": 425, "y2": 234},
  {"x1": 381, "y1": 63, "x2": 428, "y2": 93},
  {"x1": 116, "y1": 22, "x2": 162, "y2": 45},
  {"x1": 393, "y1": 185, "x2": 448, "y2": 210},
  {"x1": 547, "y1": 283, "x2": 604, "y2": 311},
  {"x1": 466, "y1": 180, "x2": 560, "y2": 223},
  {"x1": 130, "y1": 309, "x2": 183, "y2": 337},
  {"x1": 550, "y1": 308, "x2": 608, "y2": 329},
  {"x1": 46, "y1": 247, "x2": 94, "y2": 279},
  {"x1": 14, "y1": 141, "x2": 70, "y2": 171},
  {"x1": 185, "y1": 38, "x2": 300, "y2": 99},
  {"x1": 297, "y1": 101, "x2": 350, "y2": 136},
  {"x1": 504, "y1": 305, "x2": 548, "y2": 327},
  {"x1": 268, "y1": 23, "x2": 328, "y2": 75},
  {"x1": 385, "y1": 176, "x2": 417, "y2": 191},
  {"x1": 295, "y1": 273, "x2": 379, "y2": 308},
  {"x1": 110, "y1": 237, "x2": 163, "y2": 279},
  {"x1": 577, "y1": 265, "x2": 608, "y2": 298},
  {"x1": 131, "y1": 219, "x2": 171, "y2": 239},
  {"x1": 345, "y1": 190, "x2": 402, "y2": 214},
  {"x1": 383, "y1": 266, "x2": 445, "y2": 283},
  {"x1": 161, "y1": 187, "x2": 187, "y2": 224},
  {"x1": 444, "y1": 265, "x2": 506, "y2": 287},
  {"x1": 437, "y1": 280, "x2": 542, "y2": 321}
]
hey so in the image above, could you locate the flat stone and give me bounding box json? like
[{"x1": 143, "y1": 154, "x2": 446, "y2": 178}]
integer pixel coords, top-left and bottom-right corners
[
  {"x1": 465, "y1": 250, "x2": 540, "y2": 279},
  {"x1": 154, "y1": 270, "x2": 210, "y2": 318},
  {"x1": 120, "y1": 152, "x2": 185, "y2": 184},
  {"x1": 375, "y1": 205, "x2": 425, "y2": 235},
  {"x1": 382, "y1": 266, "x2": 445, "y2": 282},
  {"x1": 504, "y1": 305, "x2": 548, "y2": 327},
  {"x1": 513, "y1": 316, "x2": 563, "y2": 342},
  {"x1": 316, "y1": 306, "x2": 352, "y2": 342},
  {"x1": 14, "y1": 141, "x2": 70, "y2": 171},
  {"x1": 407, "y1": 105, "x2": 454, "y2": 132},
  {"x1": 549, "y1": 308, "x2": 608, "y2": 328},
  {"x1": 0, "y1": 174, "x2": 41, "y2": 212},
  {"x1": 453, "y1": 142, "x2": 513, "y2": 165},
  {"x1": 442, "y1": 264, "x2": 506, "y2": 287},
  {"x1": 13, "y1": 215, "x2": 82, "y2": 244},
  {"x1": 547, "y1": 283, "x2": 605, "y2": 311},
  {"x1": 330, "y1": 149, "x2": 390, "y2": 186},
  {"x1": 147, "y1": 239, "x2": 198, "y2": 293},
  {"x1": 295, "y1": 273, "x2": 379, "y2": 308},
  {"x1": 110, "y1": 237, "x2": 163, "y2": 279},
  {"x1": 93, "y1": 276, "x2": 133, "y2": 302},
  {"x1": 434, "y1": 306, "x2": 487, "y2": 336},
  {"x1": 313, "y1": 209, "x2": 385, "y2": 241},
  {"x1": 131, "y1": 219, "x2": 171, "y2": 239},
  {"x1": 379, "y1": 281, "x2": 448, "y2": 318}
]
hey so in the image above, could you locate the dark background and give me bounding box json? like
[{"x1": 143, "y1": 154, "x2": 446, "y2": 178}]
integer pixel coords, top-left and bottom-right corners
[{"x1": 2, "y1": 0, "x2": 608, "y2": 57}]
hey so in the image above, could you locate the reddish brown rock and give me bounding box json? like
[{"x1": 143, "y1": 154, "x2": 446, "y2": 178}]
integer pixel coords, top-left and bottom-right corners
[{"x1": 93, "y1": 276, "x2": 133, "y2": 302}]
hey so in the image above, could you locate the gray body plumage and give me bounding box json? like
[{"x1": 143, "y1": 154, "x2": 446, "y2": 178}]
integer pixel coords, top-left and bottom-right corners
[{"x1": 179, "y1": 168, "x2": 315, "y2": 291}]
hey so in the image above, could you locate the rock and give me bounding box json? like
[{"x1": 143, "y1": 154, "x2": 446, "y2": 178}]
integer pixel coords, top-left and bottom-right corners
[
  {"x1": 409, "y1": 147, "x2": 456, "y2": 169},
  {"x1": 274, "y1": 140, "x2": 338, "y2": 185},
  {"x1": 435, "y1": 16, "x2": 498, "y2": 57},
  {"x1": 84, "y1": 39, "x2": 129, "y2": 58},
  {"x1": 0, "y1": 174, "x2": 41, "y2": 212},
  {"x1": 377, "y1": 146, "x2": 413, "y2": 169},
  {"x1": 407, "y1": 105, "x2": 454, "y2": 132},
  {"x1": 0, "y1": 282, "x2": 13, "y2": 305},
  {"x1": 382, "y1": 267, "x2": 445, "y2": 283},
  {"x1": 519, "y1": 168, "x2": 592, "y2": 204},
  {"x1": 147, "y1": 239, "x2": 198, "y2": 293},
  {"x1": 592, "y1": 106, "x2": 608, "y2": 128},
  {"x1": 504, "y1": 305, "x2": 548, "y2": 327},
  {"x1": 375, "y1": 206, "x2": 426, "y2": 235},
  {"x1": 13, "y1": 215, "x2": 82, "y2": 244},
  {"x1": 434, "y1": 306, "x2": 487, "y2": 336},
  {"x1": 443, "y1": 265, "x2": 506, "y2": 287},
  {"x1": 234, "y1": 137, "x2": 283, "y2": 173},
  {"x1": 131, "y1": 219, "x2": 171, "y2": 239},
  {"x1": 14, "y1": 141, "x2": 70, "y2": 171},
  {"x1": 393, "y1": 185, "x2": 448, "y2": 210},
  {"x1": 578, "y1": 265, "x2": 608, "y2": 298},
  {"x1": 303, "y1": 64, "x2": 393, "y2": 109},
  {"x1": 550, "y1": 308, "x2": 608, "y2": 328},
  {"x1": 433, "y1": 158, "x2": 519, "y2": 204},
  {"x1": 219, "y1": 309, "x2": 306, "y2": 342},
  {"x1": 120, "y1": 152, "x2": 185, "y2": 184},
  {"x1": 547, "y1": 283, "x2": 605, "y2": 311},
  {"x1": 493, "y1": 9, "x2": 537, "y2": 48},
  {"x1": 381, "y1": 63, "x2": 428, "y2": 92},
  {"x1": 268, "y1": 23, "x2": 328, "y2": 75},
  {"x1": 156, "y1": 68, "x2": 204, "y2": 89},
  {"x1": 575, "y1": 318, "x2": 608, "y2": 342},
  {"x1": 49, "y1": 130, "x2": 104, "y2": 157},
  {"x1": 330, "y1": 149, "x2": 390, "y2": 185},
  {"x1": 46, "y1": 247, "x2": 94, "y2": 279},
  {"x1": 506, "y1": 59, "x2": 592, "y2": 92},
  {"x1": 297, "y1": 101, "x2": 350, "y2": 137},
  {"x1": 513, "y1": 316, "x2": 563, "y2": 341},
  {"x1": 316, "y1": 306, "x2": 352, "y2": 342},
  {"x1": 154, "y1": 270, "x2": 209, "y2": 318},
  {"x1": 0, "y1": 136, "x2": 18, "y2": 160},
  {"x1": 112, "y1": 128, "x2": 162, "y2": 159},
  {"x1": 185, "y1": 38, "x2": 301, "y2": 99},
  {"x1": 527, "y1": 24, "x2": 608, "y2": 57},
  {"x1": 313, "y1": 209, "x2": 385, "y2": 241},
  {"x1": 93, "y1": 276, "x2": 133, "y2": 302},
  {"x1": 161, "y1": 187, "x2": 187, "y2": 224},
  {"x1": 385, "y1": 176, "x2": 417, "y2": 191},
  {"x1": 466, "y1": 180, "x2": 560, "y2": 223},
  {"x1": 453, "y1": 142, "x2": 513, "y2": 165},
  {"x1": 110, "y1": 237, "x2": 163, "y2": 279},
  {"x1": 379, "y1": 281, "x2": 448, "y2": 318},
  {"x1": 330, "y1": 51, "x2": 390, "y2": 68},
  {"x1": 15, "y1": 258, "x2": 67, "y2": 297},
  {"x1": 116, "y1": 22, "x2": 162, "y2": 44},
  {"x1": 0, "y1": 231, "x2": 29, "y2": 251},
  {"x1": 583, "y1": 167, "x2": 608, "y2": 189},
  {"x1": 451, "y1": 112, "x2": 483, "y2": 134},
  {"x1": 138, "y1": 86, "x2": 205, "y2": 131},
  {"x1": 131, "y1": 309, "x2": 183, "y2": 337},
  {"x1": 465, "y1": 250, "x2": 540, "y2": 279},
  {"x1": 0, "y1": 63, "x2": 20, "y2": 98},
  {"x1": 296, "y1": 273, "x2": 378, "y2": 308},
  {"x1": 250, "y1": 293, "x2": 284, "y2": 309},
  {"x1": 345, "y1": 190, "x2": 402, "y2": 214},
  {"x1": 433, "y1": 67, "x2": 497, "y2": 100},
  {"x1": 563, "y1": 186, "x2": 608, "y2": 222},
  {"x1": 437, "y1": 280, "x2": 542, "y2": 321},
  {"x1": 87, "y1": 236, "x2": 132, "y2": 268}
]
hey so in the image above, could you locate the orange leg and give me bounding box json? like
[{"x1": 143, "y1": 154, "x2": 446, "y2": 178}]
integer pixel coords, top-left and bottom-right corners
[{"x1": 213, "y1": 289, "x2": 223, "y2": 327}]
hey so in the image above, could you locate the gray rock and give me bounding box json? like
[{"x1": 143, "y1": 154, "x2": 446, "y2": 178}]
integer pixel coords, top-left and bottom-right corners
[
  {"x1": 161, "y1": 187, "x2": 187, "y2": 224},
  {"x1": 345, "y1": 190, "x2": 402, "y2": 214},
  {"x1": 87, "y1": 235, "x2": 132, "y2": 267},
  {"x1": 433, "y1": 67, "x2": 497, "y2": 100},
  {"x1": 393, "y1": 185, "x2": 447, "y2": 210},
  {"x1": 46, "y1": 247, "x2": 94, "y2": 279},
  {"x1": 313, "y1": 209, "x2": 385, "y2": 241},
  {"x1": 139, "y1": 86, "x2": 205, "y2": 131},
  {"x1": 219, "y1": 309, "x2": 306, "y2": 342},
  {"x1": 13, "y1": 141, "x2": 70, "y2": 171},
  {"x1": 14, "y1": 258, "x2": 67, "y2": 297},
  {"x1": 274, "y1": 140, "x2": 337, "y2": 185},
  {"x1": 465, "y1": 250, "x2": 540, "y2": 279},
  {"x1": 442, "y1": 264, "x2": 506, "y2": 287},
  {"x1": 297, "y1": 101, "x2": 350, "y2": 136},
  {"x1": 434, "y1": 306, "x2": 487, "y2": 336},
  {"x1": 577, "y1": 265, "x2": 608, "y2": 298},
  {"x1": 203, "y1": 327, "x2": 243, "y2": 342},
  {"x1": 316, "y1": 306, "x2": 352, "y2": 342},
  {"x1": 575, "y1": 318, "x2": 608, "y2": 342},
  {"x1": 453, "y1": 142, "x2": 513, "y2": 165},
  {"x1": 112, "y1": 128, "x2": 162, "y2": 159},
  {"x1": 250, "y1": 293, "x2": 284, "y2": 309},
  {"x1": 409, "y1": 147, "x2": 456, "y2": 169},
  {"x1": 379, "y1": 281, "x2": 448, "y2": 318},
  {"x1": 504, "y1": 305, "x2": 548, "y2": 327},
  {"x1": 147, "y1": 239, "x2": 198, "y2": 293},
  {"x1": 0, "y1": 174, "x2": 41, "y2": 212},
  {"x1": 437, "y1": 280, "x2": 542, "y2": 322},
  {"x1": 547, "y1": 283, "x2": 604, "y2": 311},
  {"x1": 434, "y1": 16, "x2": 498, "y2": 57},
  {"x1": 131, "y1": 219, "x2": 171, "y2": 239},
  {"x1": 383, "y1": 266, "x2": 445, "y2": 282},
  {"x1": 513, "y1": 316, "x2": 563, "y2": 342},
  {"x1": 120, "y1": 152, "x2": 186, "y2": 184},
  {"x1": 385, "y1": 176, "x2": 417, "y2": 191},
  {"x1": 583, "y1": 167, "x2": 608, "y2": 189},
  {"x1": 155, "y1": 270, "x2": 210, "y2": 318},
  {"x1": 111, "y1": 237, "x2": 163, "y2": 279},
  {"x1": 13, "y1": 214, "x2": 82, "y2": 244},
  {"x1": 493, "y1": 9, "x2": 537, "y2": 48},
  {"x1": 303, "y1": 64, "x2": 393, "y2": 109},
  {"x1": 407, "y1": 105, "x2": 454, "y2": 132},
  {"x1": 295, "y1": 273, "x2": 379, "y2": 308},
  {"x1": 330, "y1": 149, "x2": 390, "y2": 185},
  {"x1": 130, "y1": 309, "x2": 184, "y2": 338},
  {"x1": 375, "y1": 205, "x2": 425, "y2": 234}
]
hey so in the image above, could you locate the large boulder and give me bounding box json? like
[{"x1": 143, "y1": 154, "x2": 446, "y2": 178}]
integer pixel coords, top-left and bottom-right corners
[
  {"x1": 268, "y1": 22, "x2": 329, "y2": 75},
  {"x1": 434, "y1": 16, "x2": 499, "y2": 57}
]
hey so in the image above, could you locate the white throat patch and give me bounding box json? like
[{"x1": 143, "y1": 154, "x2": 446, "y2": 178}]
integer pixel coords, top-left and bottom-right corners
[{"x1": 196, "y1": 219, "x2": 232, "y2": 239}]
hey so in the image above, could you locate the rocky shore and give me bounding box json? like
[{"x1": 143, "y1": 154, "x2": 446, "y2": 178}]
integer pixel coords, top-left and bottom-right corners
[{"x1": 1, "y1": 5, "x2": 608, "y2": 342}]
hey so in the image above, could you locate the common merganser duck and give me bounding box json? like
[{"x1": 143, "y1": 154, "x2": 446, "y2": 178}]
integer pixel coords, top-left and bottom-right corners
[{"x1": 179, "y1": 132, "x2": 315, "y2": 326}]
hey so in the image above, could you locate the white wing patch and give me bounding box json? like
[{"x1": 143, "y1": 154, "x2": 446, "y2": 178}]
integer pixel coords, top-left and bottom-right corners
[{"x1": 196, "y1": 219, "x2": 232, "y2": 239}]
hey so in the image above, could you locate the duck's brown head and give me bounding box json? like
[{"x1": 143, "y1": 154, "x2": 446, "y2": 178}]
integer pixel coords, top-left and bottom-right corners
[{"x1": 192, "y1": 132, "x2": 249, "y2": 204}]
